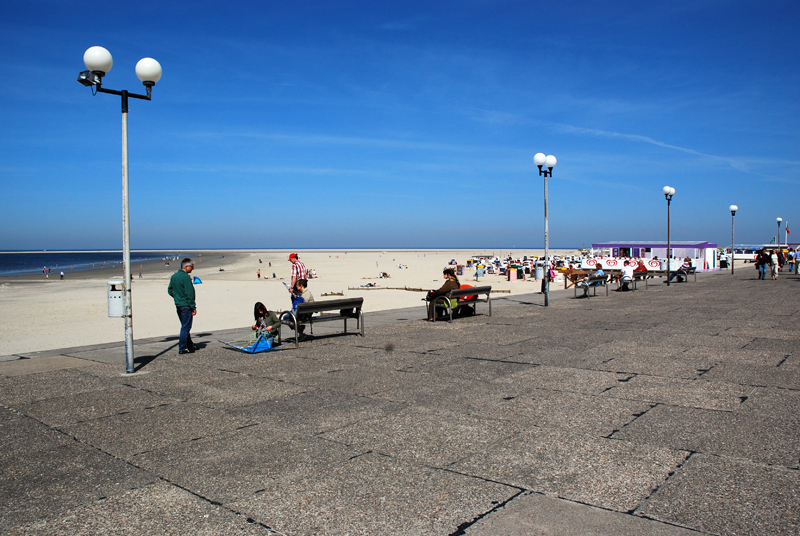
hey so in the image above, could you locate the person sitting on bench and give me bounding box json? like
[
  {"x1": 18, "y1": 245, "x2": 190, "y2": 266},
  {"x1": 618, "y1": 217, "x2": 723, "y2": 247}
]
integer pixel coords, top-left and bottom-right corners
[
  {"x1": 578, "y1": 264, "x2": 605, "y2": 297},
  {"x1": 616, "y1": 260, "x2": 634, "y2": 292},
  {"x1": 426, "y1": 268, "x2": 460, "y2": 320},
  {"x1": 668, "y1": 257, "x2": 693, "y2": 282},
  {"x1": 290, "y1": 279, "x2": 315, "y2": 338}
]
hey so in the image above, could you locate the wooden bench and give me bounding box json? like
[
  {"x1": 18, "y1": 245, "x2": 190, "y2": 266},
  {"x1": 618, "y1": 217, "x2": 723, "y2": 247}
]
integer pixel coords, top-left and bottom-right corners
[
  {"x1": 429, "y1": 285, "x2": 492, "y2": 322},
  {"x1": 574, "y1": 274, "x2": 609, "y2": 298},
  {"x1": 279, "y1": 297, "x2": 364, "y2": 347}
]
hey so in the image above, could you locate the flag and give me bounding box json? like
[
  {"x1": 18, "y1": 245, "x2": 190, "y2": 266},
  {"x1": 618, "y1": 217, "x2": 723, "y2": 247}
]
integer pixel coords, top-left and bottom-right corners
[
  {"x1": 787, "y1": 223, "x2": 791, "y2": 235},
  {"x1": 770, "y1": 237, "x2": 776, "y2": 244}
]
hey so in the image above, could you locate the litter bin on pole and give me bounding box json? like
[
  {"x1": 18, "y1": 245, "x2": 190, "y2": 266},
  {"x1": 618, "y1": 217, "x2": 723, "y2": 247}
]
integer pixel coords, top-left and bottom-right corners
[{"x1": 534, "y1": 260, "x2": 544, "y2": 280}]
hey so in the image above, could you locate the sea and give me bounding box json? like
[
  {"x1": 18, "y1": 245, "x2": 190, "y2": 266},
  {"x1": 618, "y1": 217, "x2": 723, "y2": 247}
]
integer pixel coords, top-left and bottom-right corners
[{"x1": 0, "y1": 251, "x2": 179, "y2": 276}]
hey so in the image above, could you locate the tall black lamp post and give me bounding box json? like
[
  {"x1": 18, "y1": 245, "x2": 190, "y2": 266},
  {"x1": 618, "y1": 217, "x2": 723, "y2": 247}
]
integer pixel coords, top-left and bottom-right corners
[
  {"x1": 534, "y1": 152, "x2": 557, "y2": 306},
  {"x1": 77, "y1": 46, "x2": 162, "y2": 373},
  {"x1": 663, "y1": 186, "x2": 675, "y2": 286}
]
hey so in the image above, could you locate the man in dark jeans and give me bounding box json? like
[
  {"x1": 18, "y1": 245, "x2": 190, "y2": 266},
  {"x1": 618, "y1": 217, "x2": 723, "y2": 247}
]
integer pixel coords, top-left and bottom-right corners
[{"x1": 168, "y1": 258, "x2": 198, "y2": 354}]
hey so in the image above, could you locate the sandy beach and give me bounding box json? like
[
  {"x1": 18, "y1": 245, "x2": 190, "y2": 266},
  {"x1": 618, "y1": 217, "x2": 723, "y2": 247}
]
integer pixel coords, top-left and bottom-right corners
[{"x1": 0, "y1": 249, "x2": 578, "y2": 356}]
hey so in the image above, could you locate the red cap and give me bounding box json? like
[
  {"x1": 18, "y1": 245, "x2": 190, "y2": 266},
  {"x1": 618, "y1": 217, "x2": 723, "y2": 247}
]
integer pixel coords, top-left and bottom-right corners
[{"x1": 288, "y1": 253, "x2": 298, "y2": 260}]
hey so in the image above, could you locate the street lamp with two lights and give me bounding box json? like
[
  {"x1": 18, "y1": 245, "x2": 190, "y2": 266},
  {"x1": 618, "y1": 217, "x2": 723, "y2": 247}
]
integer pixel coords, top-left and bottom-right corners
[
  {"x1": 77, "y1": 46, "x2": 163, "y2": 373},
  {"x1": 534, "y1": 153, "x2": 557, "y2": 306}
]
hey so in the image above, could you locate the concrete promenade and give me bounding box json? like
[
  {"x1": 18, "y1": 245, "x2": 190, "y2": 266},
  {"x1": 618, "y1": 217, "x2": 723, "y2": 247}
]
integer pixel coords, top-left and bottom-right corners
[{"x1": 1, "y1": 270, "x2": 798, "y2": 535}]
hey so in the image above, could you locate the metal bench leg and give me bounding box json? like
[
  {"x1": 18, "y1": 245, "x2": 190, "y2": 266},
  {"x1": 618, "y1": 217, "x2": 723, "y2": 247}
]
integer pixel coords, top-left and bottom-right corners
[{"x1": 488, "y1": 297, "x2": 492, "y2": 316}]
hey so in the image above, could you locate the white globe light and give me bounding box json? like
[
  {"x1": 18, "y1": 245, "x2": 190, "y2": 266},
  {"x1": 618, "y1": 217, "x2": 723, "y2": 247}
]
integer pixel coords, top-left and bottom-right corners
[
  {"x1": 662, "y1": 186, "x2": 672, "y2": 195},
  {"x1": 135, "y1": 58, "x2": 162, "y2": 84},
  {"x1": 777, "y1": 217, "x2": 783, "y2": 223},
  {"x1": 670, "y1": 187, "x2": 676, "y2": 195},
  {"x1": 729, "y1": 205, "x2": 738, "y2": 212},
  {"x1": 84, "y1": 46, "x2": 113, "y2": 74},
  {"x1": 533, "y1": 153, "x2": 546, "y2": 166},
  {"x1": 544, "y1": 155, "x2": 557, "y2": 168}
]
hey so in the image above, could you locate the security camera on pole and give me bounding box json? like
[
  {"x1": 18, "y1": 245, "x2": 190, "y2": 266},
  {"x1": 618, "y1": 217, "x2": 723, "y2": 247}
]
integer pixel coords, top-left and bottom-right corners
[{"x1": 77, "y1": 46, "x2": 163, "y2": 374}]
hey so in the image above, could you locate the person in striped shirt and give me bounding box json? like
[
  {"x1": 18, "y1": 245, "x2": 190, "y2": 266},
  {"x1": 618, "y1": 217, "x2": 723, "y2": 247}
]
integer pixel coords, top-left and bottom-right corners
[{"x1": 288, "y1": 253, "x2": 307, "y2": 293}]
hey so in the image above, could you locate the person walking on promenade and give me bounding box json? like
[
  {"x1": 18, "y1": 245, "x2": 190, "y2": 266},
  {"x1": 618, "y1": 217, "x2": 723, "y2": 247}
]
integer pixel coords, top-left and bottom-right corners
[
  {"x1": 755, "y1": 248, "x2": 771, "y2": 280},
  {"x1": 770, "y1": 249, "x2": 779, "y2": 280},
  {"x1": 168, "y1": 258, "x2": 198, "y2": 354},
  {"x1": 257, "y1": 269, "x2": 261, "y2": 279},
  {"x1": 288, "y1": 253, "x2": 307, "y2": 293}
]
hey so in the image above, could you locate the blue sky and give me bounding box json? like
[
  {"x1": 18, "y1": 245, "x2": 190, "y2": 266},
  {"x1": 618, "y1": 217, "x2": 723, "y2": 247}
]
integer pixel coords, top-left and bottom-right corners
[{"x1": 1, "y1": 1, "x2": 798, "y2": 250}]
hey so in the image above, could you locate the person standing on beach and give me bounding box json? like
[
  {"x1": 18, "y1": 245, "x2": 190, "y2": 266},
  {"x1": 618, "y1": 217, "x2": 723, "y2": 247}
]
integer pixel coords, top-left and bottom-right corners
[
  {"x1": 168, "y1": 258, "x2": 198, "y2": 354},
  {"x1": 288, "y1": 253, "x2": 307, "y2": 293}
]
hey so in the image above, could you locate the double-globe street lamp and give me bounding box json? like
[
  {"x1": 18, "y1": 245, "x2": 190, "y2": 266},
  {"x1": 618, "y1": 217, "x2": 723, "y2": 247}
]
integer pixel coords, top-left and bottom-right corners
[
  {"x1": 77, "y1": 46, "x2": 163, "y2": 373},
  {"x1": 730, "y1": 205, "x2": 738, "y2": 275},
  {"x1": 663, "y1": 186, "x2": 676, "y2": 286},
  {"x1": 777, "y1": 217, "x2": 783, "y2": 246},
  {"x1": 534, "y1": 152, "x2": 557, "y2": 307}
]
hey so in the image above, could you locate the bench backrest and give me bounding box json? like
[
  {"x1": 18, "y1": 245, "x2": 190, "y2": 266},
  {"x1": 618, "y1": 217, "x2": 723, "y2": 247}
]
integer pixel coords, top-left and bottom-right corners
[
  {"x1": 296, "y1": 297, "x2": 363, "y2": 315},
  {"x1": 448, "y1": 285, "x2": 492, "y2": 299},
  {"x1": 587, "y1": 275, "x2": 607, "y2": 283}
]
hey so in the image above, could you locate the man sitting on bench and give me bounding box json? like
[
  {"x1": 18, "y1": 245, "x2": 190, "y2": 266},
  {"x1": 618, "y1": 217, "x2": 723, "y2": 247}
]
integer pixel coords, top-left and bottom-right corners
[
  {"x1": 668, "y1": 257, "x2": 692, "y2": 283},
  {"x1": 616, "y1": 260, "x2": 634, "y2": 292},
  {"x1": 577, "y1": 264, "x2": 605, "y2": 297},
  {"x1": 291, "y1": 279, "x2": 314, "y2": 338}
]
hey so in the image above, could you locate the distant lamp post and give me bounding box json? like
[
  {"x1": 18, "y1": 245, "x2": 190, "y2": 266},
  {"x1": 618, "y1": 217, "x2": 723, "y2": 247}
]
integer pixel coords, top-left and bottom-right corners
[
  {"x1": 663, "y1": 186, "x2": 676, "y2": 285},
  {"x1": 534, "y1": 153, "x2": 556, "y2": 306},
  {"x1": 729, "y1": 205, "x2": 738, "y2": 275},
  {"x1": 777, "y1": 217, "x2": 782, "y2": 246},
  {"x1": 77, "y1": 46, "x2": 162, "y2": 374}
]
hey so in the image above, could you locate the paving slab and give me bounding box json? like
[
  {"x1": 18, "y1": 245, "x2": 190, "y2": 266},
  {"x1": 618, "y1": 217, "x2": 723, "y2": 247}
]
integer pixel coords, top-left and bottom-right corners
[
  {"x1": 61, "y1": 340, "x2": 178, "y2": 365},
  {"x1": 0, "y1": 366, "x2": 115, "y2": 406},
  {"x1": 602, "y1": 375, "x2": 754, "y2": 411},
  {"x1": 637, "y1": 453, "x2": 800, "y2": 534},
  {"x1": 229, "y1": 388, "x2": 407, "y2": 435},
  {"x1": 451, "y1": 427, "x2": 689, "y2": 512},
  {"x1": 491, "y1": 365, "x2": 634, "y2": 397},
  {"x1": 322, "y1": 405, "x2": 525, "y2": 467},
  {"x1": 0, "y1": 355, "x2": 95, "y2": 377},
  {"x1": 0, "y1": 441, "x2": 156, "y2": 530},
  {"x1": 17, "y1": 384, "x2": 175, "y2": 428},
  {"x1": 477, "y1": 388, "x2": 655, "y2": 437},
  {"x1": 64, "y1": 402, "x2": 256, "y2": 458},
  {"x1": 229, "y1": 451, "x2": 520, "y2": 536},
  {"x1": 614, "y1": 403, "x2": 800, "y2": 468},
  {"x1": 9, "y1": 482, "x2": 279, "y2": 535},
  {"x1": 134, "y1": 425, "x2": 364, "y2": 504},
  {"x1": 463, "y1": 491, "x2": 698, "y2": 535},
  {"x1": 701, "y1": 361, "x2": 800, "y2": 389}
]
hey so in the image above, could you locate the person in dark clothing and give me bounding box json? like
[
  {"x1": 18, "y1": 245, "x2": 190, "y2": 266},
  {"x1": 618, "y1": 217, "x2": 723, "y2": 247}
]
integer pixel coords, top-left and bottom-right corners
[
  {"x1": 167, "y1": 258, "x2": 198, "y2": 354},
  {"x1": 253, "y1": 301, "x2": 280, "y2": 338},
  {"x1": 427, "y1": 268, "x2": 460, "y2": 320},
  {"x1": 755, "y1": 248, "x2": 772, "y2": 280}
]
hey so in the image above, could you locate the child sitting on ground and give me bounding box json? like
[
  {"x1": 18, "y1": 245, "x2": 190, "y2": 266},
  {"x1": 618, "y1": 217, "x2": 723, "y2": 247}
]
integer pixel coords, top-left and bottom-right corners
[{"x1": 253, "y1": 301, "x2": 280, "y2": 339}]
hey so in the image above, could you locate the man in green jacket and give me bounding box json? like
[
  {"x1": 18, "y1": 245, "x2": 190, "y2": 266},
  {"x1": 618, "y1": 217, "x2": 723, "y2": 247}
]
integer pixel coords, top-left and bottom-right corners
[{"x1": 168, "y1": 258, "x2": 198, "y2": 354}]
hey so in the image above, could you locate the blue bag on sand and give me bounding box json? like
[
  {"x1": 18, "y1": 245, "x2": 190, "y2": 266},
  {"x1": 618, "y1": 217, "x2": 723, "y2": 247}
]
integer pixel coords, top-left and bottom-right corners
[{"x1": 193, "y1": 276, "x2": 202, "y2": 284}]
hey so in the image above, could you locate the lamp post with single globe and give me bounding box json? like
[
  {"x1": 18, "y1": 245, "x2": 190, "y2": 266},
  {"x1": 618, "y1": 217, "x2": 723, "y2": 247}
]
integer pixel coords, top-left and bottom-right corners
[
  {"x1": 77, "y1": 46, "x2": 162, "y2": 374},
  {"x1": 534, "y1": 153, "x2": 557, "y2": 306},
  {"x1": 730, "y1": 205, "x2": 738, "y2": 275},
  {"x1": 777, "y1": 218, "x2": 782, "y2": 246},
  {"x1": 663, "y1": 186, "x2": 675, "y2": 286}
]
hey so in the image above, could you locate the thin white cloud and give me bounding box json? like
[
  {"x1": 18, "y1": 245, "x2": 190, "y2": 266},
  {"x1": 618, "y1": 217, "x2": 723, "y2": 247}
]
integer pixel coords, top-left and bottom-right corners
[{"x1": 556, "y1": 123, "x2": 800, "y2": 173}]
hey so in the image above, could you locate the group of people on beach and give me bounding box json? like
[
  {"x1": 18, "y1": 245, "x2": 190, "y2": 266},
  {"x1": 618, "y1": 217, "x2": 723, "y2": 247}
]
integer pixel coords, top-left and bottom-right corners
[{"x1": 167, "y1": 253, "x2": 316, "y2": 354}]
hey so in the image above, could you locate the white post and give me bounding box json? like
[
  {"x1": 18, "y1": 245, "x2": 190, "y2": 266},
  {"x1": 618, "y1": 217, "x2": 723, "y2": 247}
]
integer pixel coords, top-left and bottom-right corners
[{"x1": 122, "y1": 107, "x2": 135, "y2": 373}]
